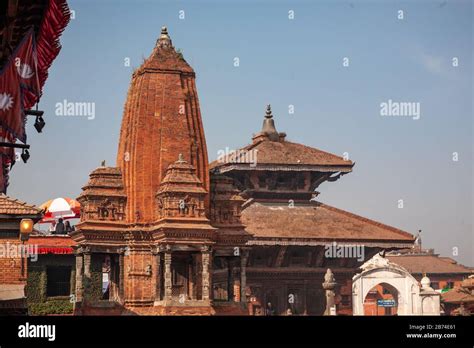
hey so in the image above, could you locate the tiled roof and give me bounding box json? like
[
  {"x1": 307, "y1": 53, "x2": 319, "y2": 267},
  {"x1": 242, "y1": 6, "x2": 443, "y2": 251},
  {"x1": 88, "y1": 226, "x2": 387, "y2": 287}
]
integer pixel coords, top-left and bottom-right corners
[
  {"x1": 210, "y1": 138, "x2": 353, "y2": 170},
  {"x1": 442, "y1": 289, "x2": 474, "y2": 304},
  {"x1": 0, "y1": 194, "x2": 43, "y2": 216},
  {"x1": 241, "y1": 201, "x2": 414, "y2": 245},
  {"x1": 386, "y1": 255, "x2": 473, "y2": 275},
  {"x1": 442, "y1": 278, "x2": 474, "y2": 304},
  {"x1": 211, "y1": 105, "x2": 353, "y2": 171}
]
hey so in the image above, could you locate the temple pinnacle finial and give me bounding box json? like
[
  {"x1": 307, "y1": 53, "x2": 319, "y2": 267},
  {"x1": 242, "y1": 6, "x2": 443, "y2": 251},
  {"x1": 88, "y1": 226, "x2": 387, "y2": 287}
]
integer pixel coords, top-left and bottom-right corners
[
  {"x1": 157, "y1": 26, "x2": 172, "y2": 48},
  {"x1": 261, "y1": 104, "x2": 279, "y2": 141},
  {"x1": 265, "y1": 104, "x2": 273, "y2": 119},
  {"x1": 177, "y1": 153, "x2": 186, "y2": 164}
]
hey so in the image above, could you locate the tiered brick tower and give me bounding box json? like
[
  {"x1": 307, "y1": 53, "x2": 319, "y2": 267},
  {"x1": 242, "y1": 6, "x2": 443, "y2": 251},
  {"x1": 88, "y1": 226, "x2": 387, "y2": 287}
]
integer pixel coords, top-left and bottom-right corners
[{"x1": 72, "y1": 28, "x2": 250, "y2": 315}]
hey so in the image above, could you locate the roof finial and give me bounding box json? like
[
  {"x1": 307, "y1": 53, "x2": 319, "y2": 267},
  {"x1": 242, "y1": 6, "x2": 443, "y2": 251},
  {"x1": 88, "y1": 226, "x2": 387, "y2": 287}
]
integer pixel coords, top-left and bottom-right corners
[
  {"x1": 261, "y1": 104, "x2": 279, "y2": 141},
  {"x1": 177, "y1": 153, "x2": 186, "y2": 164},
  {"x1": 157, "y1": 26, "x2": 172, "y2": 48},
  {"x1": 265, "y1": 104, "x2": 273, "y2": 119}
]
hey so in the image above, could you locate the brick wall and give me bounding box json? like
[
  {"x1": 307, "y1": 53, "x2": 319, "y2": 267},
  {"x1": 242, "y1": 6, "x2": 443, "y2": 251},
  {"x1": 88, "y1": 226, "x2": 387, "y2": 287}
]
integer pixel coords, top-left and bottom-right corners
[{"x1": 0, "y1": 238, "x2": 25, "y2": 284}]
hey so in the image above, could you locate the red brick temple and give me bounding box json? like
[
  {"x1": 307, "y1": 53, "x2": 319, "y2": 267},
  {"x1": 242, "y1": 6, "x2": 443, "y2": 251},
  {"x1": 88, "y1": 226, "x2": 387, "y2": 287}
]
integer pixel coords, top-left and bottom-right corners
[{"x1": 71, "y1": 27, "x2": 415, "y2": 315}]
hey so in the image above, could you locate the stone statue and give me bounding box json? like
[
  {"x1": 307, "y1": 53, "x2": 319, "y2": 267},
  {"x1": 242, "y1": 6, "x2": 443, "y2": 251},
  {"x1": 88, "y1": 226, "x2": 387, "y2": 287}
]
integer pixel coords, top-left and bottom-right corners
[{"x1": 322, "y1": 268, "x2": 337, "y2": 315}]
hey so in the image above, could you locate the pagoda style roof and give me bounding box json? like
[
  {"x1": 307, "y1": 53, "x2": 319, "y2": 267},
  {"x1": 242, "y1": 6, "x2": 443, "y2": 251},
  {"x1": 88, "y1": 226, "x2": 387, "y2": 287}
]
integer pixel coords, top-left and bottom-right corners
[
  {"x1": 210, "y1": 105, "x2": 353, "y2": 173},
  {"x1": 386, "y1": 254, "x2": 472, "y2": 275},
  {"x1": 228, "y1": 139, "x2": 352, "y2": 168},
  {"x1": 0, "y1": 194, "x2": 43, "y2": 217},
  {"x1": 241, "y1": 201, "x2": 414, "y2": 247}
]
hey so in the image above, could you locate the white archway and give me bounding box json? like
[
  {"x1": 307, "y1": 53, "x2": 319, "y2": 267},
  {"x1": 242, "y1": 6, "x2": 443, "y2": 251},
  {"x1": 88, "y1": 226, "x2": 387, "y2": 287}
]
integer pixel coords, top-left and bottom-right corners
[{"x1": 352, "y1": 254, "x2": 421, "y2": 315}]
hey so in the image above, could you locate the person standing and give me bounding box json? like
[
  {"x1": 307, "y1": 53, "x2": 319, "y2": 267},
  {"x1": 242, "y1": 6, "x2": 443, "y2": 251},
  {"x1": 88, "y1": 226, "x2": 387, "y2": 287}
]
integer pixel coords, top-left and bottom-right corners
[
  {"x1": 65, "y1": 220, "x2": 74, "y2": 233},
  {"x1": 55, "y1": 218, "x2": 65, "y2": 234}
]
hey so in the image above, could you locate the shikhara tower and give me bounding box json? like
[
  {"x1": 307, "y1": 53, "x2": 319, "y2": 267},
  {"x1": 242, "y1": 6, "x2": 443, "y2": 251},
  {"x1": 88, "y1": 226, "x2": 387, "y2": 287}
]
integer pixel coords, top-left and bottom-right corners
[
  {"x1": 117, "y1": 27, "x2": 209, "y2": 223},
  {"x1": 72, "y1": 27, "x2": 414, "y2": 315}
]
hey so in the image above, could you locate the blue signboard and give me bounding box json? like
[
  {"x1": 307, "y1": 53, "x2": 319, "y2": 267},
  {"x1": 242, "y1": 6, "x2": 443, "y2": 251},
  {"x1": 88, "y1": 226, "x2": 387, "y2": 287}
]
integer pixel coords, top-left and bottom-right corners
[{"x1": 377, "y1": 299, "x2": 396, "y2": 307}]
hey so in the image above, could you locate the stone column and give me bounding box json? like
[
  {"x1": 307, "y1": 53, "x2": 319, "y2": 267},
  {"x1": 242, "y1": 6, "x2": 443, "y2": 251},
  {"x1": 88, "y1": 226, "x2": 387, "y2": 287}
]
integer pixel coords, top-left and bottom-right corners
[
  {"x1": 154, "y1": 251, "x2": 161, "y2": 302},
  {"x1": 83, "y1": 252, "x2": 91, "y2": 278},
  {"x1": 322, "y1": 268, "x2": 337, "y2": 316},
  {"x1": 82, "y1": 249, "x2": 92, "y2": 302},
  {"x1": 240, "y1": 251, "x2": 248, "y2": 303},
  {"x1": 75, "y1": 252, "x2": 83, "y2": 302},
  {"x1": 201, "y1": 248, "x2": 210, "y2": 301},
  {"x1": 164, "y1": 251, "x2": 172, "y2": 301}
]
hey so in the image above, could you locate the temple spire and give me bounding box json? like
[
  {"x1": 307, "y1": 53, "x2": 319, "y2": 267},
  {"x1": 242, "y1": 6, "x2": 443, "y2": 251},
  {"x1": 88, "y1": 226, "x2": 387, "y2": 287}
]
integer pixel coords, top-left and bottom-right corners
[{"x1": 261, "y1": 104, "x2": 279, "y2": 141}]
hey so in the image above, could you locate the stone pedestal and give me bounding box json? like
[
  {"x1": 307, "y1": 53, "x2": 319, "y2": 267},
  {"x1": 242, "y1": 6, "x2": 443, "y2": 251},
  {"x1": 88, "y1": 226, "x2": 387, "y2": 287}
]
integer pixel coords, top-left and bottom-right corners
[{"x1": 419, "y1": 276, "x2": 441, "y2": 316}]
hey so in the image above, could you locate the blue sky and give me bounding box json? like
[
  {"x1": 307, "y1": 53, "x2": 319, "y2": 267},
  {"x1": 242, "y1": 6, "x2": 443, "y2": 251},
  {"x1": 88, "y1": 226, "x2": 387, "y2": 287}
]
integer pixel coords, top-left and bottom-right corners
[{"x1": 8, "y1": 0, "x2": 473, "y2": 265}]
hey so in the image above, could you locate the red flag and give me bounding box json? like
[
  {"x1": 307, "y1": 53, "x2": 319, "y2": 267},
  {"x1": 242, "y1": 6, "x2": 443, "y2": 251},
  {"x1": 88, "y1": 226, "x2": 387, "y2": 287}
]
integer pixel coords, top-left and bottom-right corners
[
  {"x1": 13, "y1": 29, "x2": 40, "y2": 109},
  {"x1": 0, "y1": 59, "x2": 25, "y2": 142},
  {"x1": 0, "y1": 128, "x2": 15, "y2": 193}
]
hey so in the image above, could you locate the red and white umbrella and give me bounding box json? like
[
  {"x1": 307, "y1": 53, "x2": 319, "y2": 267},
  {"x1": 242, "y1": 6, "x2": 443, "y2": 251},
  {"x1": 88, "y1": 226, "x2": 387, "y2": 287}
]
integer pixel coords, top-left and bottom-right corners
[{"x1": 39, "y1": 197, "x2": 80, "y2": 223}]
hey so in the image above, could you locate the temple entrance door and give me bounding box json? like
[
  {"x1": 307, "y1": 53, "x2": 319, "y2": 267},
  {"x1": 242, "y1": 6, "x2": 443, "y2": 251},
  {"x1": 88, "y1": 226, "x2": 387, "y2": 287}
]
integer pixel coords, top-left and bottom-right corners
[
  {"x1": 109, "y1": 254, "x2": 121, "y2": 302},
  {"x1": 171, "y1": 254, "x2": 189, "y2": 300},
  {"x1": 170, "y1": 252, "x2": 199, "y2": 301}
]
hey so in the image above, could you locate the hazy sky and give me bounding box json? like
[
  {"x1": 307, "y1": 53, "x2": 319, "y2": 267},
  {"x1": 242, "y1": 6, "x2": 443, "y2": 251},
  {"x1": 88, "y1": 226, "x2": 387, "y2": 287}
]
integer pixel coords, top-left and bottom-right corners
[{"x1": 8, "y1": 0, "x2": 473, "y2": 265}]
